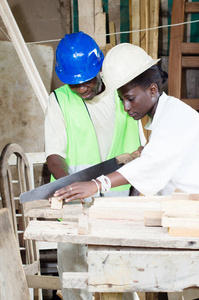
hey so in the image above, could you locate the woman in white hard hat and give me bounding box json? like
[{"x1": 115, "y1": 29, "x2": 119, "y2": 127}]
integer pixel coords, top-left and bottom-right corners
[{"x1": 53, "y1": 43, "x2": 199, "y2": 200}]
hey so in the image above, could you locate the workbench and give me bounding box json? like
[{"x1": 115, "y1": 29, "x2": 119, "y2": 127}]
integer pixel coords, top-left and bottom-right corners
[{"x1": 24, "y1": 195, "x2": 199, "y2": 300}]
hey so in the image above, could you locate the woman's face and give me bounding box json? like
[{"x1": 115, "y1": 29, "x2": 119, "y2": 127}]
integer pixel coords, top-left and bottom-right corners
[{"x1": 118, "y1": 83, "x2": 159, "y2": 120}]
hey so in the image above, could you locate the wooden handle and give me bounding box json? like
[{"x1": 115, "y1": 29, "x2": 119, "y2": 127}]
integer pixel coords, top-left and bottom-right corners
[{"x1": 116, "y1": 151, "x2": 141, "y2": 165}]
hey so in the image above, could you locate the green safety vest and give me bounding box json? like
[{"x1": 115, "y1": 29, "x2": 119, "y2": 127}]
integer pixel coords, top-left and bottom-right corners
[{"x1": 52, "y1": 84, "x2": 141, "y2": 192}]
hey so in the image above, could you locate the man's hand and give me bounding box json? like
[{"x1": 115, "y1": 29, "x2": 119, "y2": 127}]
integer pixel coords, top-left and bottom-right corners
[{"x1": 132, "y1": 146, "x2": 144, "y2": 158}]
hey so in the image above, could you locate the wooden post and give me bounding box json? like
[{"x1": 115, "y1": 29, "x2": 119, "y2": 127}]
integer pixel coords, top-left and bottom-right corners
[
  {"x1": 129, "y1": 0, "x2": 140, "y2": 46},
  {"x1": 78, "y1": 0, "x2": 95, "y2": 37},
  {"x1": 149, "y1": 0, "x2": 159, "y2": 59},
  {"x1": 145, "y1": 0, "x2": 149, "y2": 54},
  {"x1": 109, "y1": 22, "x2": 116, "y2": 46},
  {"x1": 94, "y1": 12, "x2": 106, "y2": 48}
]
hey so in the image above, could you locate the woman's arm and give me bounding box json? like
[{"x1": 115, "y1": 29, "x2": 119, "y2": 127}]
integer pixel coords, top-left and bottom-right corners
[{"x1": 53, "y1": 171, "x2": 129, "y2": 202}]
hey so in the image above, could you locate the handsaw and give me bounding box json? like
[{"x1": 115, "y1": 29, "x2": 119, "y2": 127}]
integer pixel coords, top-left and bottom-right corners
[{"x1": 20, "y1": 152, "x2": 139, "y2": 203}]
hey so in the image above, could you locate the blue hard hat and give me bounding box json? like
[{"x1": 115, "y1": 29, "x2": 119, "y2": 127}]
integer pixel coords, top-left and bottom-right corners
[{"x1": 55, "y1": 31, "x2": 104, "y2": 84}]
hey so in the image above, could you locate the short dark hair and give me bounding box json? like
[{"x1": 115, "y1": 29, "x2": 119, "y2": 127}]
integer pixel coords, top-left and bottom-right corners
[{"x1": 128, "y1": 65, "x2": 168, "y2": 93}]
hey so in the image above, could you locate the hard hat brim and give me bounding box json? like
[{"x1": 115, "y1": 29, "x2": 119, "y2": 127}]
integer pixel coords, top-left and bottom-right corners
[{"x1": 103, "y1": 58, "x2": 161, "y2": 96}]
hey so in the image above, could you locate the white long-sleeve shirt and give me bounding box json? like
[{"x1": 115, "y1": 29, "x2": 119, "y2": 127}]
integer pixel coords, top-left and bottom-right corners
[{"x1": 117, "y1": 92, "x2": 199, "y2": 196}]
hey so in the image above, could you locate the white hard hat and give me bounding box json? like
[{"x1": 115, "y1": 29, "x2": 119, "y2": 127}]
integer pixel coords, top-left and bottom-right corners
[{"x1": 102, "y1": 43, "x2": 160, "y2": 94}]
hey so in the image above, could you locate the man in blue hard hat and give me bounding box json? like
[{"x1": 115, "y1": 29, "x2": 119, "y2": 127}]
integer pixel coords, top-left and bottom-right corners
[{"x1": 45, "y1": 31, "x2": 145, "y2": 300}]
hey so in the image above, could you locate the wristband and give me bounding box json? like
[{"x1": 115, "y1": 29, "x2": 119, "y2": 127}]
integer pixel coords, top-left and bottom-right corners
[{"x1": 96, "y1": 175, "x2": 111, "y2": 194}]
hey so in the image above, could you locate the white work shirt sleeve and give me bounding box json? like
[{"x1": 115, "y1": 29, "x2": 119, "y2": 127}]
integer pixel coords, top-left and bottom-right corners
[
  {"x1": 45, "y1": 92, "x2": 67, "y2": 160},
  {"x1": 117, "y1": 110, "x2": 193, "y2": 196}
]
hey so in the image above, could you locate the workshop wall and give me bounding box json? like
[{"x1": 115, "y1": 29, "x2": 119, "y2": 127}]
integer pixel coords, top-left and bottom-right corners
[{"x1": 0, "y1": 0, "x2": 198, "y2": 154}]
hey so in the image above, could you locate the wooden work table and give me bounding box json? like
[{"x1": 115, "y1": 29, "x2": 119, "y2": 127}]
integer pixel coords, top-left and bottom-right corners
[{"x1": 24, "y1": 195, "x2": 199, "y2": 299}]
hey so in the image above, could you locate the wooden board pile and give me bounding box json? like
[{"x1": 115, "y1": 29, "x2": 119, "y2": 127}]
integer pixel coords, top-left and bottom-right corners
[
  {"x1": 75, "y1": 195, "x2": 165, "y2": 235},
  {"x1": 144, "y1": 193, "x2": 199, "y2": 237},
  {"x1": 48, "y1": 192, "x2": 199, "y2": 238},
  {"x1": 73, "y1": 193, "x2": 199, "y2": 238}
]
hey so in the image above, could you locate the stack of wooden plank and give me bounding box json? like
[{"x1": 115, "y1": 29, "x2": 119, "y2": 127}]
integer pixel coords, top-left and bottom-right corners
[
  {"x1": 162, "y1": 194, "x2": 199, "y2": 237},
  {"x1": 77, "y1": 195, "x2": 170, "y2": 235},
  {"x1": 74, "y1": 193, "x2": 199, "y2": 238},
  {"x1": 144, "y1": 193, "x2": 199, "y2": 237}
]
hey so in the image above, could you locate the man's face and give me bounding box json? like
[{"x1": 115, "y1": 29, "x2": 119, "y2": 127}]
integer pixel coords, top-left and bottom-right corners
[{"x1": 68, "y1": 74, "x2": 102, "y2": 100}]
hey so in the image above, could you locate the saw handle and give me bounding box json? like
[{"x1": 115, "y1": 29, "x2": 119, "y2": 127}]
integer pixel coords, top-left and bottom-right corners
[{"x1": 116, "y1": 151, "x2": 141, "y2": 165}]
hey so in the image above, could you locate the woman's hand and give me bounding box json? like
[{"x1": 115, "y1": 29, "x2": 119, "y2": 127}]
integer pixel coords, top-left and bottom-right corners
[{"x1": 53, "y1": 181, "x2": 98, "y2": 203}]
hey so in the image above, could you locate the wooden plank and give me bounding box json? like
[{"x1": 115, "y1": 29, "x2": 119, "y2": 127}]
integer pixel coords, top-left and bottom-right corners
[
  {"x1": 78, "y1": 0, "x2": 95, "y2": 37},
  {"x1": 105, "y1": 43, "x2": 113, "y2": 55},
  {"x1": 172, "y1": 192, "x2": 199, "y2": 200},
  {"x1": 63, "y1": 203, "x2": 83, "y2": 221},
  {"x1": 181, "y1": 43, "x2": 199, "y2": 54},
  {"x1": 89, "y1": 207, "x2": 146, "y2": 221},
  {"x1": 50, "y1": 196, "x2": 63, "y2": 210},
  {"x1": 100, "y1": 294, "x2": 122, "y2": 300},
  {"x1": 25, "y1": 152, "x2": 46, "y2": 189},
  {"x1": 168, "y1": 227, "x2": 199, "y2": 237},
  {"x1": 94, "y1": 12, "x2": 106, "y2": 48},
  {"x1": 145, "y1": 0, "x2": 149, "y2": 54},
  {"x1": 185, "y1": 2, "x2": 199, "y2": 13},
  {"x1": 144, "y1": 211, "x2": 162, "y2": 227},
  {"x1": 24, "y1": 218, "x2": 199, "y2": 249},
  {"x1": 168, "y1": 0, "x2": 185, "y2": 99},
  {"x1": 140, "y1": 0, "x2": 147, "y2": 52},
  {"x1": 26, "y1": 275, "x2": 61, "y2": 290},
  {"x1": 89, "y1": 203, "x2": 163, "y2": 221},
  {"x1": 0, "y1": 0, "x2": 48, "y2": 112},
  {"x1": 0, "y1": 208, "x2": 31, "y2": 300},
  {"x1": 24, "y1": 199, "x2": 63, "y2": 219},
  {"x1": 78, "y1": 214, "x2": 89, "y2": 235},
  {"x1": 149, "y1": 0, "x2": 159, "y2": 59},
  {"x1": 182, "y1": 56, "x2": 199, "y2": 68},
  {"x1": 168, "y1": 288, "x2": 199, "y2": 300},
  {"x1": 62, "y1": 272, "x2": 88, "y2": 289},
  {"x1": 23, "y1": 261, "x2": 39, "y2": 276},
  {"x1": 140, "y1": 0, "x2": 151, "y2": 141},
  {"x1": 164, "y1": 212, "x2": 199, "y2": 218},
  {"x1": 129, "y1": 0, "x2": 140, "y2": 46},
  {"x1": 93, "y1": 195, "x2": 171, "y2": 204},
  {"x1": 181, "y1": 99, "x2": 199, "y2": 110},
  {"x1": 24, "y1": 200, "x2": 84, "y2": 220},
  {"x1": 108, "y1": 0, "x2": 120, "y2": 44},
  {"x1": 87, "y1": 249, "x2": 199, "y2": 292},
  {"x1": 162, "y1": 199, "x2": 199, "y2": 229},
  {"x1": 56, "y1": 290, "x2": 63, "y2": 299},
  {"x1": 92, "y1": 201, "x2": 162, "y2": 207},
  {"x1": 109, "y1": 21, "x2": 116, "y2": 46},
  {"x1": 95, "y1": 0, "x2": 103, "y2": 14},
  {"x1": 162, "y1": 200, "x2": 199, "y2": 214},
  {"x1": 162, "y1": 216, "x2": 199, "y2": 228},
  {"x1": 90, "y1": 196, "x2": 168, "y2": 221}
]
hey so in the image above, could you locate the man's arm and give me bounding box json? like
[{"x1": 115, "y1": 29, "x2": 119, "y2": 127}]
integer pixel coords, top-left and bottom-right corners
[{"x1": 47, "y1": 154, "x2": 69, "y2": 179}]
